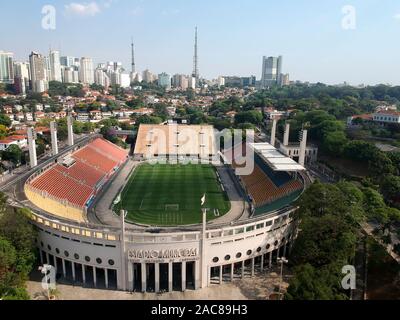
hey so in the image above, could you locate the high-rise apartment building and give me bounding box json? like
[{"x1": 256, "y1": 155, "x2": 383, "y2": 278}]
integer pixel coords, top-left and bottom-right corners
[
  {"x1": 60, "y1": 56, "x2": 80, "y2": 68},
  {"x1": 29, "y1": 52, "x2": 49, "y2": 93},
  {"x1": 13, "y1": 61, "x2": 30, "y2": 94},
  {"x1": 142, "y1": 69, "x2": 155, "y2": 83},
  {"x1": 0, "y1": 51, "x2": 14, "y2": 84},
  {"x1": 49, "y1": 50, "x2": 62, "y2": 82},
  {"x1": 261, "y1": 56, "x2": 283, "y2": 88},
  {"x1": 94, "y1": 67, "x2": 110, "y2": 88},
  {"x1": 172, "y1": 74, "x2": 190, "y2": 90},
  {"x1": 158, "y1": 72, "x2": 171, "y2": 89},
  {"x1": 63, "y1": 67, "x2": 79, "y2": 84},
  {"x1": 79, "y1": 57, "x2": 94, "y2": 85}
]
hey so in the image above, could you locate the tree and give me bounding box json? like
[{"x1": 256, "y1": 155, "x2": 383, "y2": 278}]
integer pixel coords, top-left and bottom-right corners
[
  {"x1": 380, "y1": 175, "x2": 400, "y2": 206},
  {"x1": 0, "y1": 203, "x2": 36, "y2": 300},
  {"x1": 135, "y1": 115, "x2": 163, "y2": 125},
  {"x1": 286, "y1": 181, "x2": 363, "y2": 300},
  {"x1": 286, "y1": 264, "x2": 347, "y2": 300},
  {"x1": 322, "y1": 131, "x2": 348, "y2": 155},
  {"x1": 1, "y1": 145, "x2": 23, "y2": 165},
  {"x1": 234, "y1": 111, "x2": 263, "y2": 125},
  {"x1": 0, "y1": 125, "x2": 8, "y2": 139},
  {"x1": 0, "y1": 114, "x2": 11, "y2": 127}
]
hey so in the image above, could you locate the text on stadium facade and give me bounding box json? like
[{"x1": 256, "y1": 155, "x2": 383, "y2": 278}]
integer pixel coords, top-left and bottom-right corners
[{"x1": 128, "y1": 248, "x2": 198, "y2": 260}]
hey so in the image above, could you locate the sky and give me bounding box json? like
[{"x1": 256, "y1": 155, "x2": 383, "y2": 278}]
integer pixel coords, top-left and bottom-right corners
[{"x1": 1, "y1": 0, "x2": 399, "y2": 85}]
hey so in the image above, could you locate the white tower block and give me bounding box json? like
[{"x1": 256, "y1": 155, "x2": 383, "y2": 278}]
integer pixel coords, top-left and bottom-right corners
[
  {"x1": 299, "y1": 129, "x2": 308, "y2": 166},
  {"x1": 50, "y1": 121, "x2": 59, "y2": 156},
  {"x1": 283, "y1": 123, "x2": 290, "y2": 146},
  {"x1": 67, "y1": 116, "x2": 74, "y2": 146},
  {"x1": 27, "y1": 127, "x2": 37, "y2": 168},
  {"x1": 270, "y1": 119, "x2": 277, "y2": 146}
]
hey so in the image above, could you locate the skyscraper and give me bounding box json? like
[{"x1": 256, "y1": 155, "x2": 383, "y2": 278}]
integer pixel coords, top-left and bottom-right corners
[
  {"x1": 0, "y1": 51, "x2": 14, "y2": 84},
  {"x1": 79, "y1": 57, "x2": 94, "y2": 85},
  {"x1": 49, "y1": 50, "x2": 62, "y2": 82},
  {"x1": 142, "y1": 69, "x2": 155, "y2": 83},
  {"x1": 158, "y1": 72, "x2": 171, "y2": 89},
  {"x1": 94, "y1": 67, "x2": 110, "y2": 88},
  {"x1": 261, "y1": 56, "x2": 283, "y2": 88},
  {"x1": 29, "y1": 52, "x2": 49, "y2": 93},
  {"x1": 13, "y1": 61, "x2": 30, "y2": 94}
]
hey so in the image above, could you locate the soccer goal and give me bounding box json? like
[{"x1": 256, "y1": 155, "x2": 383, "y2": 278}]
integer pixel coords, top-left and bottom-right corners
[{"x1": 165, "y1": 204, "x2": 180, "y2": 211}]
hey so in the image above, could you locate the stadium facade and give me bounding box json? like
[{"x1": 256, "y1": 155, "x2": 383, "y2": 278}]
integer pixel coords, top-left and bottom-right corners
[{"x1": 12, "y1": 123, "x2": 309, "y2": 293}]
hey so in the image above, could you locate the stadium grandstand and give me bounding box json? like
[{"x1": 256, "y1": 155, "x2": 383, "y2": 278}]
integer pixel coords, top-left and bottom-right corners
[
  {"x1": 225, "y1": 142, "x2": 305, "y2": 215},
  {"x1": 134, "y1": 124, "x2": 217, "y2": 160},
  {"x1": 24, "y1": 138, "x2": 128, "y2": 222}
]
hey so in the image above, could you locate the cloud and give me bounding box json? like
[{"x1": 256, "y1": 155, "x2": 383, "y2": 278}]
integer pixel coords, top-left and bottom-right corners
[
  {"x1": 65, "y1": 2, "x2": 101, "y2": 17},
  {"x1": 394, "y1": 13, "x2": 400, "y2": 20}
]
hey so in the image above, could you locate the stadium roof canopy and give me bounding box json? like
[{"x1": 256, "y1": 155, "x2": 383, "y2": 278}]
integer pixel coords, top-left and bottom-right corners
[{"x1": 249, "y1": 143, "x2": 306, "y2": 172}]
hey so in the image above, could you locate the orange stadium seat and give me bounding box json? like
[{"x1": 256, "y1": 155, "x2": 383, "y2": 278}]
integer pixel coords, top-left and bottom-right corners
[{"x1": 27, "y1": 138, "x2": 129, "y2": 210}]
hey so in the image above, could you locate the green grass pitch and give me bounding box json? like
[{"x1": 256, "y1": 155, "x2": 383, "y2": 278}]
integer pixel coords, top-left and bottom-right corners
[{"x1": 117, "y1": 164, "x2": 231, "y2": 226}]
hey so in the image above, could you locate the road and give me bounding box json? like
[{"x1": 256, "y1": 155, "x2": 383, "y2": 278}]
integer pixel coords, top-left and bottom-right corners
[{"x1": 0, "y1": 133, "x2": 101, "y2": 193}]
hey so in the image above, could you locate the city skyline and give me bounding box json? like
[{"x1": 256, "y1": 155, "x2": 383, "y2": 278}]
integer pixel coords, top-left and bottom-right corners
[{"x1": 1, "y1": 0, "x2": 400, "y2": 85}]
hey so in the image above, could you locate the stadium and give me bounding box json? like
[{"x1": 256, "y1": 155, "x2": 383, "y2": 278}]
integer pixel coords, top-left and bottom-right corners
[{"x1": 7, "y1": 121, "x2": 310, "y2": 293}]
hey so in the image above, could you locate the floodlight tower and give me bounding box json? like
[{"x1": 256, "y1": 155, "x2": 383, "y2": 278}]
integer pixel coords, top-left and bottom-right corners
[
  {"x1": 298, "y1": 129, "x2": 308, "y2": 166},
  {"x1": 283, "y1": 123, "x2": 290, "y2": 146},
  {"x1": 50, "y1": 121, "x2": 59, "y2": 156},
  {"x1": 270, "y1": 118, "x2": 277, "y2": 146},
  {"x1": 27, "y1": 127, "x2": 37, "y2": 168},
  {"x1": 67, "y1": 116, "x2": 74, "y2": 146}
]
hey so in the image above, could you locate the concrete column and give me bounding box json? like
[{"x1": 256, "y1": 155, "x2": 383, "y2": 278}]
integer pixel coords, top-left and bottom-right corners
[
  {"x1": 141, "y1": 263, "x2": 146, "y2": 293},
  {"x1": 119, "y1": 210, "x2": 127, "y2": 291},
  {"x1": 200, "y1": 209, "x2": 208, "y2": 288},
  {"x1": 67, "y1": 116, "x2": 74, "y2": 146},
  {"x1": 93, "y1": 267, "x2": 97, "y2": 288},
  {"x1": 270, "y1": 119, "x2": 277, "y2": 146},
  {"x1": 299, "y1": 129, "x2": 308, "y2": 166},
  {"x1": 289, "y1": 241, "x2": 294, "y2": 255},
  {"x1": 50, "y1": 121, "x2": 58, "y2": 156},
  {"x1": 128, "y1": 263, "x2": 133, "y2": 292},
  {"x1": 168, "y1": 263, "x2": 173, "y2": 292},
  {"x1": 72, "y1": 262, "x2": 76, "y2": 282},
  {"x1": 261, "y1": 255, "x2": 264, "y2": 272},
  {"x1": 39, "y1": 250, "x2": 43, "y2": 264},
  {"x1": 283, "y1": 123, "x2": 290, "y2": 146},
  {"x1": 182, "y1": 262, "x2": 186, "y2": 292},
  {"x1": 219, "y1": 265, "x2": 223, "y2": 284},
  {"x1": 155, "y1": 263, "x2": 160, "y2": 293},
  {"x1": 269, "y1": 252, "x2": 272, "y2": 268},
  {"x1": 54, "y1": 257, "x2": 58, "y2": 273},
  {"x1": 241, "y1": 261, "x2": 245, "y2": 278},
  {"x1": 251, "y1": 258, "x2": 255, "y2": 277},
  {"x1": 82, "y1": 265, "x2": 86, "y2": 285},
  {"x1": 46, "y1": 252, "x2": 50, "y2": 265},
  {"x1": 230, "y1": 264, "x2": 234, "y2": 281},
  {"x1": 27, "y1": 127, "x2": 37, "y2": 168},
  {"x1": 283, "y1": 243, "x2": 287, "y2": 258},
  {"x1": 62, "y1": 259, "x2": 66, "y2": 278},
  {"x1": 194, "y1": 260, "x2": 201, "y2": 290},
  {"x1": 105, "y1": 269, "x2": 109, "y2": 289}
]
